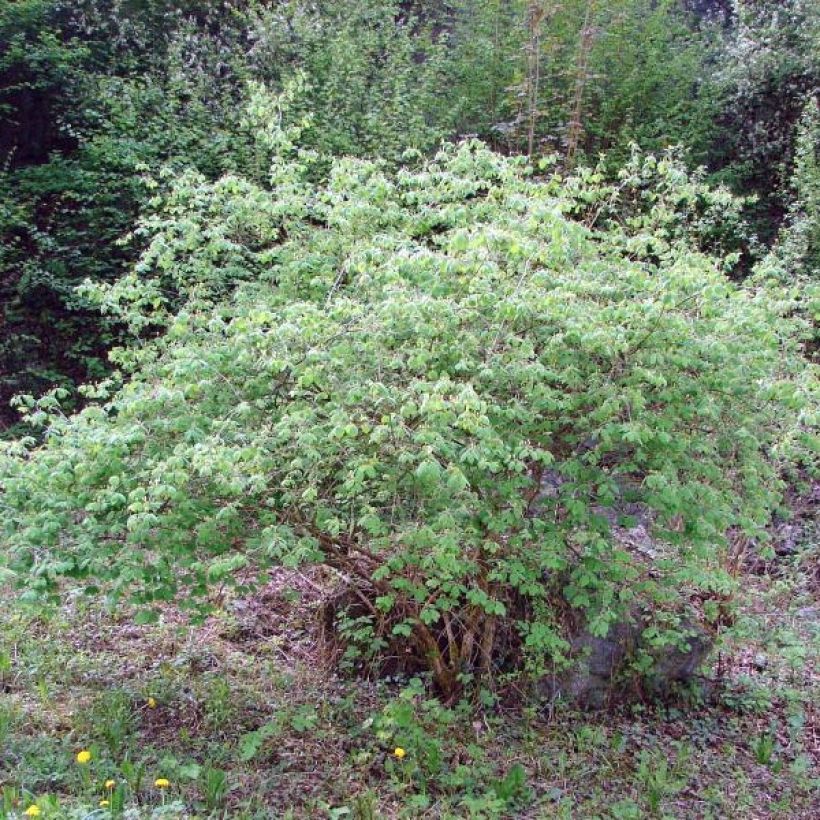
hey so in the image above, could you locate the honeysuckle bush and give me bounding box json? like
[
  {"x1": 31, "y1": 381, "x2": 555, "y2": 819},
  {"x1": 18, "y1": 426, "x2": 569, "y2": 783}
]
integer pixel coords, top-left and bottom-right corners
[{"x1": 1, "y1": 126, "x2": 817, "y2": 698}]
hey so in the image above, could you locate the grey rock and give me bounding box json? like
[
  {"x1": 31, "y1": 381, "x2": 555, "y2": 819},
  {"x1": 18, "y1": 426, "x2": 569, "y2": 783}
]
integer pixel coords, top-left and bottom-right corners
[
  {"x1": 773, "y1": 523, "x2": 801, "y2": 556},
  {"x1": 539, "y1": 615, "x2": 712, "y2": 709},
  {"x1": 649, "y1": 624, "x2": 712, "y2": 684},
  {"x1": 795, "y1": 606, "x2": 819, "y2": 622}
]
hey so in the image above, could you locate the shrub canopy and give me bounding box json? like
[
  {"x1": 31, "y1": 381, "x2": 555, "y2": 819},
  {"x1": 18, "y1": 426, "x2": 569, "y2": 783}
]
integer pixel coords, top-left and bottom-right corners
[{"x1": 1, "y1": 134, "x2": 816, "y2": 696}]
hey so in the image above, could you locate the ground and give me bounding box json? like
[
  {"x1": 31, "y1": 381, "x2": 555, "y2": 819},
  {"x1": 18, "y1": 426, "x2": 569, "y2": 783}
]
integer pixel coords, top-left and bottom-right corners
[{"x1": 1, "y1": 503, "x2": 817, "y2": 819}]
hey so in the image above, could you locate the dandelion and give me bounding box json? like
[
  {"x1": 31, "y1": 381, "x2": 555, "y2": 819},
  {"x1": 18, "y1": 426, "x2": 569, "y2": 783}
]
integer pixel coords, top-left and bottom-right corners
[
  {"x1": 393, "y1": 747, "x2": 406, "y2": 759},
  {"x1": 147, "y1": 697, "x2": 157, "y2": 709},
  {"x1": 104, "y1": 779, "x2": 116, "y2": 790},
  {"x1": 24, "y1": 807, "x2": 41, "y2": 818},
  {"x1": 76, "y1": 749, "x2": 92, "y2": 764},
  {"x1": 99, "y1": 800, "x2": 110, "y2": 808},
  {"x1": 154, "y1": 778, "x2": 170, "y2": 789}
]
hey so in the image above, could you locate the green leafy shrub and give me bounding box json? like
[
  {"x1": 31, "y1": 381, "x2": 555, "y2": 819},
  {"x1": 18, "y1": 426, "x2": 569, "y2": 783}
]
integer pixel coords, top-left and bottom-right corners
[{"x1": 1, "y1": 127, "x2": 816, "y2": 699}]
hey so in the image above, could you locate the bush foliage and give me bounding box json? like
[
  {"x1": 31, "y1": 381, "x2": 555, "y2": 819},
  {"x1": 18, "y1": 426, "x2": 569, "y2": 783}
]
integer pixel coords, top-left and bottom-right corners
[{"x1": 2, "y1": 115, "x2": 815, "y2": 696}]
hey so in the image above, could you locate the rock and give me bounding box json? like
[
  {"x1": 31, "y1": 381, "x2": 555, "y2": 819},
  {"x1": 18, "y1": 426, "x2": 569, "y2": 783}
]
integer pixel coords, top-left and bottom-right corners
[
  {"x1": 648, "y1": 623, "x2": 712, "y2": 685},
  {"x1": 772, "y1": 523, "x2": 801, "y2": 556},
  {"x1": 539, "y1": 615, "x2": 712, "y2": 709},
  {"x1": 551, "y1": 621, "x2": 638, "y2": 709},
  {"x1": 529, "y1": 472, "x2": 713, "y2": 708},
  {"x1": 795, "y1": 606, "x2": 819, "y2": 622}
]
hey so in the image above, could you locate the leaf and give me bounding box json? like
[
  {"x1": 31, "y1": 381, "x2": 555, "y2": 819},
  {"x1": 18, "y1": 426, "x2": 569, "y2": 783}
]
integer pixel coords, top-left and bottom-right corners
[{"x1": 414, "y1": 459, "x2": 441, "y2": 485}]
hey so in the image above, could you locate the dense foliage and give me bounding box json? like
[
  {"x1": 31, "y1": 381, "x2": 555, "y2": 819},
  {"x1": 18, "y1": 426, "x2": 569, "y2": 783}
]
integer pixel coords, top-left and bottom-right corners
[
  {"x1": 712, "y1": 0, "x2": 820, "y2": 238},
  {"x1": 0, "y1": 0, "x2": 817, "y2": 696},
  {"x1": 2, "y1": 119, "x2": 815, "y2": 695}
]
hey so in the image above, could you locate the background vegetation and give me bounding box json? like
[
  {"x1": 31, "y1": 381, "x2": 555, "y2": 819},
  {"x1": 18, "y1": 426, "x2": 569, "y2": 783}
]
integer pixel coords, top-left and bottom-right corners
[{"x1": 2, "y1": 0, "x2": 818, "y2": 433}]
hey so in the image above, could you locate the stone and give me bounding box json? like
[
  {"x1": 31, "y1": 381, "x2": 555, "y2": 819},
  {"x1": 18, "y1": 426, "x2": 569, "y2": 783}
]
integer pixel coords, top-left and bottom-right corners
[
  {"x1": 539, "y1": 615, "x2": 713, "y2": 709},
  {"x1": 647, "y1": 623, "x2": 713, "y2": 685},
  {"x1": 752, "y1": 653, "x2": 769, "y2": 671}
]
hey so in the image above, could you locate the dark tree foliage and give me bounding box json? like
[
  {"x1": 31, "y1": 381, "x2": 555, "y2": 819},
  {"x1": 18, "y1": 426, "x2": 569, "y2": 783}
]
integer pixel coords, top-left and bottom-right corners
[
  {"x1": 708, "y1": 0, "x2": 819, "y2": 242},
  {"x1": 0, "y1": 1, "x2": 259, "y2": 432}
]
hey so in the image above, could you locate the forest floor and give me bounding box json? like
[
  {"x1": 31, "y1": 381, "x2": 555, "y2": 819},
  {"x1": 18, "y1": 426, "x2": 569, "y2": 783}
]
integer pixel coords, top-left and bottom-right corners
[{"x1": 1, "y1": 495, "x2": 818, "y2": 819}]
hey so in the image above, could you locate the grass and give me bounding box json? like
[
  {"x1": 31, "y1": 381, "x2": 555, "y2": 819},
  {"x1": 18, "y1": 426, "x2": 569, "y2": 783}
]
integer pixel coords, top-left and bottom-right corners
[{"x1": 1, "y1": 525, "x2": 818, "y2": 819}]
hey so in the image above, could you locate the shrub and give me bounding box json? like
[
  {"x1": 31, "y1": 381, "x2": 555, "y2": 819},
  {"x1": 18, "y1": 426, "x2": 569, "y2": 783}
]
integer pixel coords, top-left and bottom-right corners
[{"x1": 1, "y1": 130, "x2": 815, "y2": 699}]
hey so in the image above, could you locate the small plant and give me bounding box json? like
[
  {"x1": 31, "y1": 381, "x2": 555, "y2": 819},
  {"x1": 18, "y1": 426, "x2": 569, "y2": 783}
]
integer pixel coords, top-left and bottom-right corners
[
  {"x1": 610, "y1": 798, "x2": 642, "y2": 819},
  {"x1": 79, "y1": 691, "x2": 138, "y2": 758},
  {"x1": 777, "y1": 630, "x2": 808, "y2": 682},
  {"x1": 2, "y1": 786, "x2": 20, "y2": 818},
  {"x1": 350, "y1": 790, "x2": 379, "y2": 820},
  {"x1": 119, "y1": 758, "x2": 145, "y2": 798},
  {"x1": 238, "y1": 720, "x2": 281, "y2": 763},
  {"x1": 0, "y1": 703, "x2": 16, "y2": 749},
  {"x1": 200, "y1": 766, "x2": 228, "y2": 812},
  {"x1": 459, "y1": 792, "x2": 508, "y2": 817},
  {"x1": 374, "y1": 680, "x2": 453, "y2": 786},
  {"x1": 720, "y1": 678, "x2": 774, "y2": 715},
  {"x1": 751, "y1": 732, "x2": 776, "y2": 766},
  {"x1": 289, "y1": 705, "x2": 319, "y2": 734},
  {"x1": 636, "y1": 751, "x2": 685, "y2": 816},
  {"x1": 574, "y1": 725, "x2": 607, "y2": 752},
  {"x1": 371, "y1": 681, "x2": 533, "y2": 813},
  {"x1": 201, "y1": 677, "x2": 235, "y2": 734},
  {"x1": 491, "y1": 762, "x2": 529, "y2": 807}
]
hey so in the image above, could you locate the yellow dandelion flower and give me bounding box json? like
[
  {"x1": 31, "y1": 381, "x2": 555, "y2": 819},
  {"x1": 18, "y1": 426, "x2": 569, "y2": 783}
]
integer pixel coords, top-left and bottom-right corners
[
  {"x1": 154, "y1": 778, "x2": 170, "y2": 789},
  {"x1": 76, "y1": 749, "x2": 92, "y2": 764},
  {"x1": 99, "y1": 800, "x2": 110, "y2": 808},
  {"x1": 24, "y1": 807, "x2": 41, "y2": 818},
  {"x1": 393, "y1": 747, "x2": 406, "y2": 759},
  {"x1": 147, "y1": 696, "x2": 157, "y2": 709},
  {"x1": 104, "y1": 779, "x2": 116, "y2": 790}
]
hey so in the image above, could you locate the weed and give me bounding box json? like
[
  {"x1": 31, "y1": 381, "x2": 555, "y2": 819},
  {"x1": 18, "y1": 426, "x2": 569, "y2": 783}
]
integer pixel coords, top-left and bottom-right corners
[
  {"x1": 636, "y1": 751, "x2": 685, "y2": 816},
  {"x1": 202, "y1": 677, "x2": 236, "y2": 734},
  {"x1": 0, "y1": 703, "x2": 17, "y2": 748},
  {"x1": 350, "y1": 790, "x2": 379, "y2": 820},
  {"x1": 200, "y1": 766, "x2": 228, "y2": 811},
  {"x1": 751, "y1": 731, "x2": 776, "y2": 766},
  {"x1": 79, "y1": 690, "x2": 138, "y2": 758}
]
